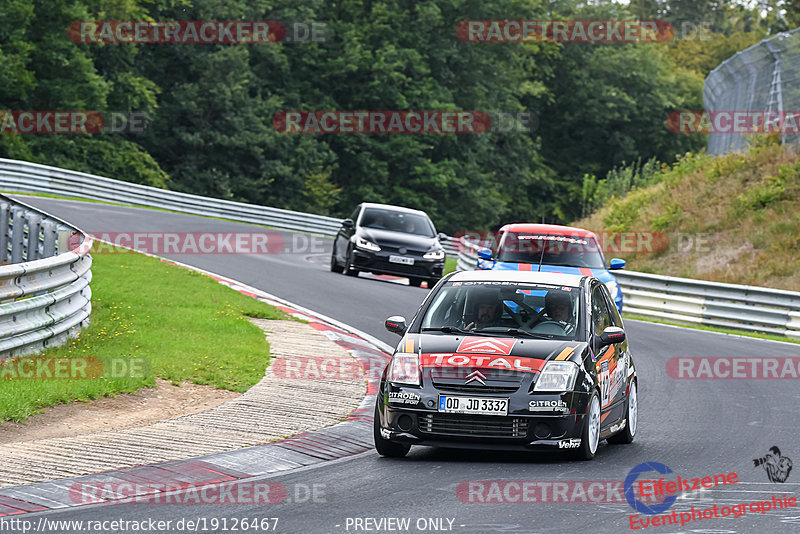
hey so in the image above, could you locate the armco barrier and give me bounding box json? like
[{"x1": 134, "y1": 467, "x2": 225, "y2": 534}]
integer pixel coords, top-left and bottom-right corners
[
  {"x1": 0, "y1": 158, "x2": 460, "y2": 255},
  {"x1": 0, "y1": 194, "x2": 92, "y2": 359},
  {"x1": 456, "y1": 240, "x2": 800, "y2": 338}
]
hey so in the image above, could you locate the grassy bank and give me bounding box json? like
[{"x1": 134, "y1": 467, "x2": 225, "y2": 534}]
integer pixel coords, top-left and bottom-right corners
[
  {"x1": 0, "y1": 245, "x2": 286, "y2": 422},
  {"x1": 576, "y1": 140, "x2": 800, "y2": 291}
]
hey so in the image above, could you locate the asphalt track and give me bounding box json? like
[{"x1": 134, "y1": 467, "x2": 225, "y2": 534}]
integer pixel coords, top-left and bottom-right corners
[{"x1": 7, "y1": 196, "x2": 800, "y2": 534}]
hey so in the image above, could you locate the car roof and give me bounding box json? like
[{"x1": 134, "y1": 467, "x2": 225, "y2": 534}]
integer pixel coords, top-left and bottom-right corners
[
  {"x1": 499, "y1": 223, "x2": 598, "y2": 239},
  {"x1": 448, "y1": 269, "x2": 585, "y2": 287},
  {"x1": 360, "y1": 202, "x2": 430, "y2": 217}
]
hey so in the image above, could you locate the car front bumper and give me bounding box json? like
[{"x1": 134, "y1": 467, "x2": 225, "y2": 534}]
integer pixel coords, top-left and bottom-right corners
[
  {"x1": 377, "y1": 388, "x2": 589, "y2": 451},
  {"x1": 352, "y1": 249, "x2": 444, "y2": 279}
]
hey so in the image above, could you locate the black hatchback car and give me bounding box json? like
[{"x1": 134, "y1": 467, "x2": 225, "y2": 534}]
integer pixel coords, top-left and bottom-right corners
[
  {"x1": 374, "y1": 270, "x2": 638, "y2": 460},
  {"x1": 330, "y1": 203, "x2": 446, "y2": 287}
]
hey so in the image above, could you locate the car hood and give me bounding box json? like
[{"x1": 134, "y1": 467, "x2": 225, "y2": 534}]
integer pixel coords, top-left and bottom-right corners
[
  {"x1": 404, "y1": 333, "x2": 587, "y2": 374},
  {"x1": 360, "y1": 228, "x2": 438, "y2": 251}
]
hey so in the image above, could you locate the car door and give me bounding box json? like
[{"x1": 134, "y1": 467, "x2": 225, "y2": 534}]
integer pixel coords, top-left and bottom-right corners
[
  {"x1": 336, "y1": 205, "x2": 360, "y2": 262},
  {"x1": 590, "y1": 282, "x2": 625, "y2": 424}
]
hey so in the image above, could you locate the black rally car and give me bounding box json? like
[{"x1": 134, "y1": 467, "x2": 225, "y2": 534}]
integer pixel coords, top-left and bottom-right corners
[{"x1": 374, "y1": 270, "x2": 638, "y2": 460}]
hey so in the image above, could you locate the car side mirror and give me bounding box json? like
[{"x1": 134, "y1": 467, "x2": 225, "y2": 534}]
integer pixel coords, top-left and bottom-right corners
[
  {"x1": 609, "y1": 258, "x2": 626, "y2": 270},
  {"x1": 477, "y1": 248, "x2": 492, "y2": 260},
  {"x1": 437, "y1": 232, "x2": 448, "y2": 241},
  {"x1": 598, "y1": 326, "x2": 625, "y2": 347},
  {"x1": 385, "y1": 315, "x2": 407, "y2": 335},
  {"x1": 342, "y1": 218, "x2": 354, "y2": 228}
]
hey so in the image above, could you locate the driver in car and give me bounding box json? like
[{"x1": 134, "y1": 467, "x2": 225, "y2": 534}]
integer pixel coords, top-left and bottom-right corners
[
  {"x1": 465, "y1": 295, "x2": 502, "y2": 331},
  {"x1": 543, "y1": 290, "x2": 573, "y2": 328}
]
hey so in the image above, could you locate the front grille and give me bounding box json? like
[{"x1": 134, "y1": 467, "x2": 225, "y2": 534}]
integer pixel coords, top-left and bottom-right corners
[
  {"x1": 419, "y1": 414, "x2": 528, "y2": 438},
  {"x1": 434, "y1": 384, "x2": 519, "y2": 394},
  {"x1": 369, "y1": 260, "x2": 431, "y2": 276},
  {"x1": 431, "y1": 368, "x2": 524, "y2": 394},
  {"x1": 378, "y1": 245, "x2": 426, "y2": 255}
]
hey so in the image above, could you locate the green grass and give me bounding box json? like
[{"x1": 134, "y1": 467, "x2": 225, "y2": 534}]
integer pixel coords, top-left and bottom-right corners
[
  {"x1": 445, "y1": 257, "x2": 457, "y2": 274},
  {"x1": 0, "y1": 245, "x2": 287, "y2": 422},
  {"x1": 623, "y1": 312, "x2": 800, "y2": 345},
  {"x1": 575, "y1": 143, "x2": 800, "y2": 291}
]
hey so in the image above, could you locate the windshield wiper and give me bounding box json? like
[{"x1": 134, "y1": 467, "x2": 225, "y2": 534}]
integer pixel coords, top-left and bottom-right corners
[
  {"x1": 422, "y1": 326, "x2": 471, "y2": 335},
  {"x1": 497, "y1": 328, "x2": 553, "y2": 339}
]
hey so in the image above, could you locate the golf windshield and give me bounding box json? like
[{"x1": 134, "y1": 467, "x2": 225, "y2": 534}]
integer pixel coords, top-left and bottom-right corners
[{"x1": 360, "y1": 208, "x2": 435, "y2": 237}]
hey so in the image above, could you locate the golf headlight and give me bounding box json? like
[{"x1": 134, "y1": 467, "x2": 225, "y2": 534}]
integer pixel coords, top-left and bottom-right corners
[
  {"x1": 423, "y1": 249, "x2": 445, "y2": 260},
  {"x1": 605, "y1": 280, "x2": 620, "y2": 300},
  {"x1": 356, "y1": 237, "x2": 381, "y2": 252},
  {"x1": 534, "y1": 361, "x2": 578, "y2": 391},
  {"x1": 388, "y1": 353, "x2": 420, "y2": 386}
]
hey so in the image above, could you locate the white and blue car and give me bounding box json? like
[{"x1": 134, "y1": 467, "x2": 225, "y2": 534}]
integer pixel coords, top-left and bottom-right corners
[{"x1": 475, "y1": 223, "x2": 625, "y2": 312}]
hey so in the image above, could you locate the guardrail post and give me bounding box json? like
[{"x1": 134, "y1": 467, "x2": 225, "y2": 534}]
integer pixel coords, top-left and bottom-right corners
[
  {"x1": 0, "y1": 202, "x2": 8, "y2": 264},
  {"x1": 10, "y1": 207, "x2": 25, "y2": 264},
  {"x1": 42, "y1": 220, "x2": 58, "y2": 257},
  {"x1": 26, "y1": 213, "x2": 42, "y2": 261}
]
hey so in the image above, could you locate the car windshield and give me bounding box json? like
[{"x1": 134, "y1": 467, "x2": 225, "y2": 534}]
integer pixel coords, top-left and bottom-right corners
[
  {"x1": 360, "y1": 208, "x2": 435, "y2": 237},
  {"x1": 496, "y1": 233, "x2": 606, "y2": 269},
  {"x1": 421, "y1": 282, "x2": 581, "y2": 340}
]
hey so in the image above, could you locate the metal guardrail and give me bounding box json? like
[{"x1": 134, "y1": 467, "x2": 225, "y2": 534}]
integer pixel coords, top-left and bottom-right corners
[
  {"x1": 455, "y1": 239, "x2": 800, "y2": 338},
  {"x1": 0, "y1": 158, "x2": 343, "y2": 236},
  {"x1": 0, "y1": 194, "x2": 93, "y2": 359},
  {"x1": 0, "y1": 158, "x2": 460, "y2": 256}
]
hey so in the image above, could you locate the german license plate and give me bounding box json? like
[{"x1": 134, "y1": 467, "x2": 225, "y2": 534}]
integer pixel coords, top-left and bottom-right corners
[
  {"x1": 438, "y1": 395, "x2": 508, "y2": 416},
  {"x1": 389, "y1": 255, "x2": 414, "y2": 265}
]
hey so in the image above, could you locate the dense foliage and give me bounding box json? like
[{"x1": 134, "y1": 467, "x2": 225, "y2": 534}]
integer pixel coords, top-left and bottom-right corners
[{"x1": 0, "y1": 0, "x2": 792, "y2": 232}]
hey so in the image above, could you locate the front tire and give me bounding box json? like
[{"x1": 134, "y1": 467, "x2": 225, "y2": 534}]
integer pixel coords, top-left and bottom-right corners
[
  {"x1": 574, "y1": 391, "x2": 601, "y2": 461},
  {"x1": 408, "y1": 277, "x2": 423, "y2": 287},
  {"x1": 427, "y1": 278, "x2": 441, "y2": 289},
  {"x1": 330, "y1": 244, "x2": 344, "y2": 273},
  {"x1": 343, "y1": 248, "x2": 359, "y2": 277},
  {"x1": 608, "y1": 379, "x2": 637, "y2": 444},
  {"x1": 373, "y1": 400, "x2": 410, "y2": 458}
]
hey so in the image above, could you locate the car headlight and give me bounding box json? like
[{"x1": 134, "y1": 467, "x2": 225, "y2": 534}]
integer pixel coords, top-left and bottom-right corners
[
  {"x1": 356, "y1": 236, "x2": 381, "y2": 252},
  {"x1": 388, "y1": 353, "x2": 420, "y2": 386},
  {"x1": 534, "y1": 361, "x2": 578, "y2": 392},
  {"x1": 605, "y1": 280, "x2": 620, "y2": 300},
  {"x1": 423, "y1": 249, "x2": 445, "y2": 260}
]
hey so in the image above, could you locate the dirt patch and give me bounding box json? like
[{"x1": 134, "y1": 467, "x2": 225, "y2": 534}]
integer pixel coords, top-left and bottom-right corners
[{"x1": 0, "y1": 379, "x2": 240, "y2": 445}]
